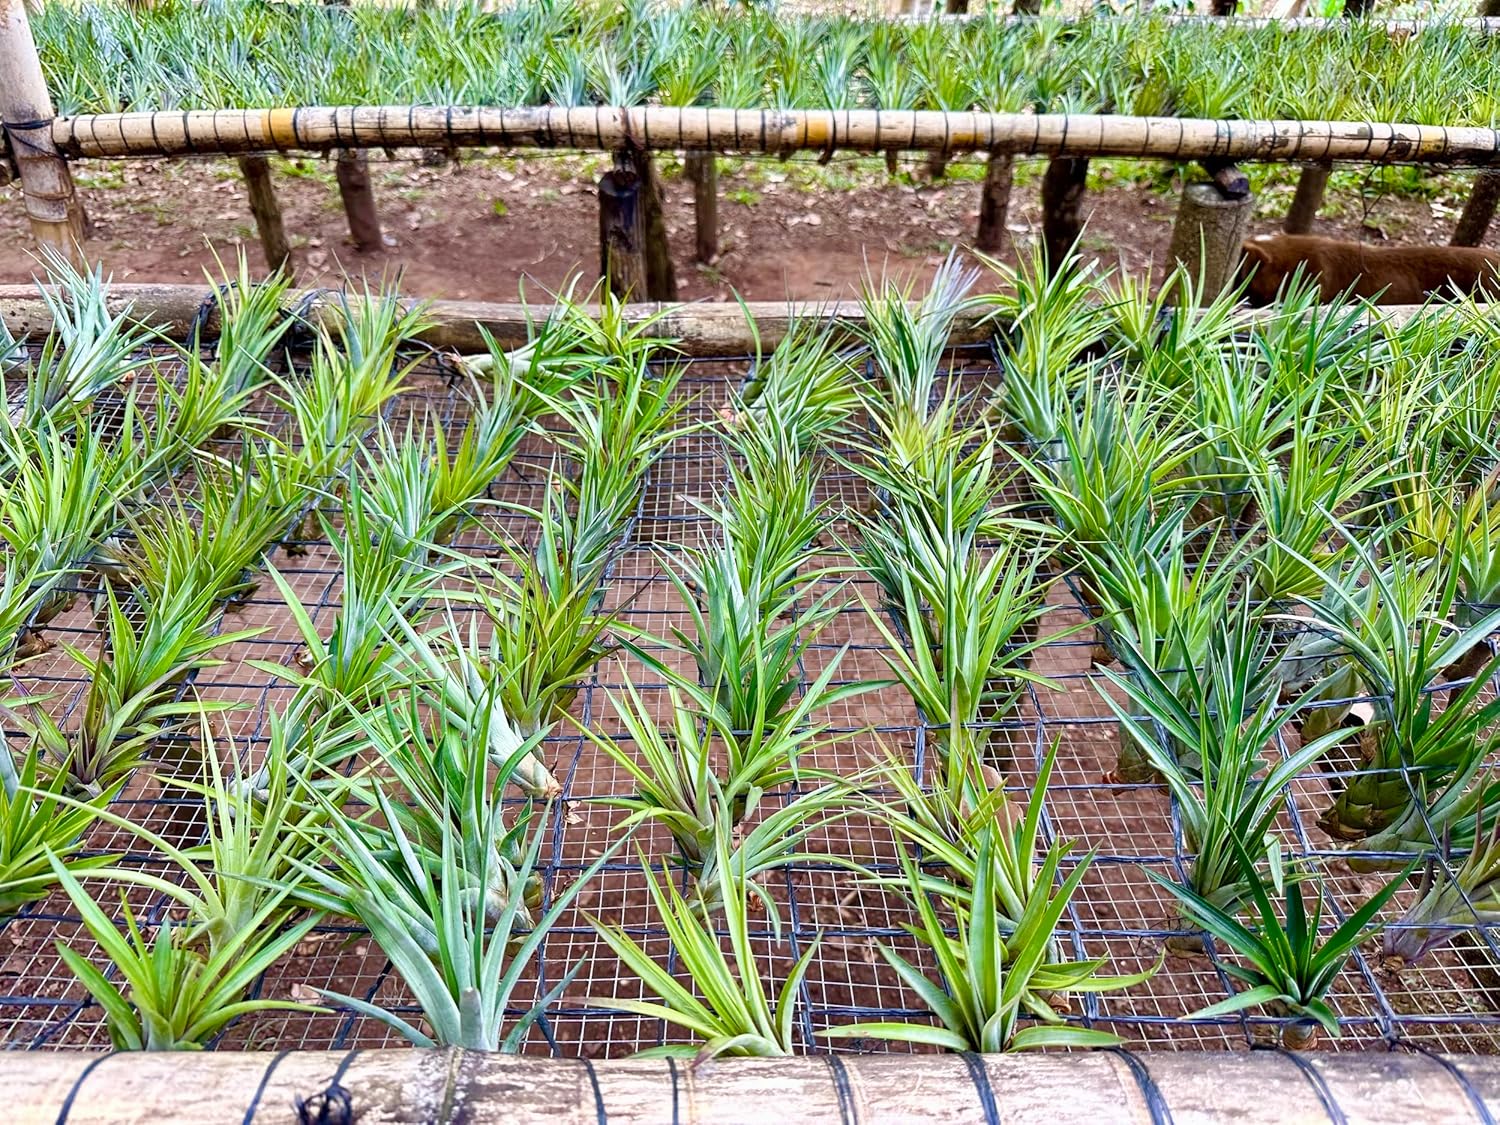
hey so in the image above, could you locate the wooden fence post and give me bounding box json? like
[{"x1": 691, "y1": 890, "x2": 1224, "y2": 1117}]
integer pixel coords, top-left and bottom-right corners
[
  {"x1": 599, "y1": 155, "x2": 647, "y2": 299},
  {"x1": 1453, "y1": 168, "x2": 1500, "y2": 246},
  {"x1": 629, "y1": 149, "x2": 678, "y2": 301},
  {"x1": 1166, "y1": 180, "x2": 1254, "y2": 303},
  {"x1": 236, "y1": 155, "x2": 293, "y2": 275},
  {"x1": 975, "y1": 151, "x2": 1014, "y2": 254},
  {"x1": 685, "y1": 151, "x2": 718, "y2": 265},
  {"x1": 335, "y1": 149, "x2": 383, "y2": 253},
  {"x1": 1040, "y1": 156, "x2": 1089, "y2": 275},
  {"x1": 0, "y1": 0, "x2": 86, "y2": 264},
  {"x1": 1284, "y1": 162, "x2": 1332, "y2": 234}
]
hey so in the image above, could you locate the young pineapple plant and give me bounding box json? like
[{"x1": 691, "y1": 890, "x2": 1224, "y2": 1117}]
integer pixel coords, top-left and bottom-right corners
[
  {"x1": 827, "y1": 743, "x2": 1157, "y2": 1053},
  {"x1": 1283, "y1": 528, "x2": 1500, "y2": 839},
  {"x1": 1152, "y1": 841, "x2": 1408, "y2": 1049},
  {"x1": 1382, "y1": 794, "x2": 1500, "y2": 965},
  {"x1": 1100, "y1": 600, "x2": 1354, "y2": 919}
]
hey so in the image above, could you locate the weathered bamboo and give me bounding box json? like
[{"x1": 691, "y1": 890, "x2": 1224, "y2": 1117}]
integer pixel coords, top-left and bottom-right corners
[
  {"x1": 1166, "y1": 181, "x2": 1255, "y2": 302},
  {"x1": 45, "y1": 108, "x2": 1500, "y2": 166},
  {"x1": 236, "y1": 154, "x2": 293, "y2": 273},
  {"x1": 3, "y1": 1048, "x2": 1498, "y2": 1124},
  {"x1": 0, "y1": 281, "x2": 1471, "y2": 356},
  {"x1": 685, "y1": 150, "x2": 719, "y2": 263},
  {"x1": 334, "y1": 149, "x2": 383, "y2": 252},
  {"x1": 0, "y1": 0, "x2": 86, "y2": 262},
  {"x1": 1453, "y1": 168, "x2": 1500, "y2": 245},
  {"x1": 598, "y1": 157, "x2": 648, "y2": 300}
]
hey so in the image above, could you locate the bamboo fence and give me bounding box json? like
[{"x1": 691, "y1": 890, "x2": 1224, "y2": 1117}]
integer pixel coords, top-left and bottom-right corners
[
  {"x1": 7, "y1": 1047, "x2": 1500, "y2": 1124},
  {"x1": 40, "y1": 107, "x2": 1500, "y2": 165},
  {"x1": 0, "y1": 282, "x2": 1461, "y2": 354}
]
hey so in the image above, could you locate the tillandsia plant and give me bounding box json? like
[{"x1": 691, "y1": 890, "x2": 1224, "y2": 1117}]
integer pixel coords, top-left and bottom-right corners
[
  {"x1": 0, "y1": 740, "x2": 120, "y2": 918},
  {"x1": 822, "y1": 823, "x2": 1156, "y2": 1053},
  {"x1": 53, "y1": 724, "x2": 324, "y2": 957},
  {"x1": 291, "y1": 717, "x2": 619, "y2": 1050},
  {"x1": 1012, "y1": 373, "x2": 1198, "y2": 569},
  {"x1": 1099, "y1": 599, "x2": 1353, "y2": 915},
  {"x1": 50, "y1": 856, "x2": 320, "y2": 1051},
  {"x1": 587, "y1": 823, "x2": 819, "y2": 1060},
  {"x1": 1280, "y1": 525, "x2": 1500, "y2": 840},
  {"x1": 1151, "y1": 842, "x2": 1409, "y2": 1049}
]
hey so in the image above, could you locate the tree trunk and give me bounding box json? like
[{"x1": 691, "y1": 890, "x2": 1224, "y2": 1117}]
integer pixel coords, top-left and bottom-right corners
[
  {"x1": 1283, "y1": 163, "x2": 1331, "y2": 234},
  {"x1": 1166, "y1": 182, "x2": 1255, "y2": 304},
  {"x1": 926, "y1": 151, "x2": 949, "y2": 181},
  {"x1": 1012, "y1": 0, "x2": 1042, "y2": 12},
  {"x1": 1344, "y1": 0, "x2": 1375, "y2": 14},
  {"x1": 1212, "y1": 0, "x2": 1237, "y2": 13},
  {"x1": 944, "y1": 0, "x2": 968, "y2": 11},
  {"x1": 685, "y1": 151, "x2": 718, "y2": 264},
  {"x1": 975, "y1": 152, "x2": 1014, "y2": 255},
  {"x1": 1040, "y1": 156, "x2": 1089, "y2": 275},
  {"x1": 1453, "y1": 169, "x2": 1500, "y2": 247},
  {"x1": 0, "y1": 0, "x2": 86, "y2": 263},
  {"x1": 236, "y1": 155, "x2": 292, "y2": 275},
  {"x1": 598, "y1": 157, "x2": 647, "y2": 300},
  {"x1": 1484, "y1": 0, "x2": 1500, "y2": 15},
  {"x1": 629, "y1": 149, "x2": 678, "y2": 301},
  {"x1": 334, "y1": 149, "x2": 383, "y2": 253}
]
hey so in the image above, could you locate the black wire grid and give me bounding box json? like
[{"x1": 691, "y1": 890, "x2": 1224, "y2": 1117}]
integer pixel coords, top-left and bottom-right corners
[{"x1": 2, "y1": 336, "x2": 1498, "y2": 1058}]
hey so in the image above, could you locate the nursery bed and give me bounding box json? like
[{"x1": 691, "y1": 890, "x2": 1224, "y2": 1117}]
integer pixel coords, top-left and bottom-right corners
[{"x1": 2, "y1": 336, "x2": 1497, "y2": 1059}]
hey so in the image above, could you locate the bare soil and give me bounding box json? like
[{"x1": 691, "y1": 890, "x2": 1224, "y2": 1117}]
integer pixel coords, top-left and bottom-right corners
[{"x1": 1, "y1": 151, "x2": 1490, "y2": 299}]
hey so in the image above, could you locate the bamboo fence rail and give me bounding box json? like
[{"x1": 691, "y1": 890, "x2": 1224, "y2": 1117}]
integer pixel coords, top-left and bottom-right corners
[
  {"x1": 0, "y1": 282, "x2": 1469, "y2": 353},
  {"x1": 8, "y1": 1047, "x2": 1500, "y2": 1124},
  {"x1": 44, "y1": 107, "x2": 1500, "y2": 165}
]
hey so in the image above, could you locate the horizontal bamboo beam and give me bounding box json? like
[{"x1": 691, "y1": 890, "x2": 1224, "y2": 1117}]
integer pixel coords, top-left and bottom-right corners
[
  {"x1": 6, "y1": 1047, "x2": 1500, "y2": 1124},
  {"x1": 47, "y1": 107, "x2": 1500, "y2": 166},
  {"x1": 0, "y1": 282, "x2": 1469, "y2": 355},
  {"x1": 0, "y1": 282, "x2": 999, "y2": 355}
]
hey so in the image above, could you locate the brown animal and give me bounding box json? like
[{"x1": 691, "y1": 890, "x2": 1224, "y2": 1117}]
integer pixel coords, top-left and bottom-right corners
[{"x1": 1235, "y1": 235, "x2": 1500, "y2": 306}]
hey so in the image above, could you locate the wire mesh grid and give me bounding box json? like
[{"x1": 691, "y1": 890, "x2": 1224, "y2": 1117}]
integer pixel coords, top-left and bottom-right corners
[{"x1": 4, "y1": 335, "x2": 1500, "y2": 1058}]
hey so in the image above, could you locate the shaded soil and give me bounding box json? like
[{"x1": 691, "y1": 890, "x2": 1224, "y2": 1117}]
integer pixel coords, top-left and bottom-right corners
[{"x1": 1, "y1": 151, "x2": 1492, "y2": 300}]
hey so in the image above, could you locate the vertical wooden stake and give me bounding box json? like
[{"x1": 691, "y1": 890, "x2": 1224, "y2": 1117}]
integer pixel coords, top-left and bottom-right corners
[
  {"x1": 975, "y1": 151, "x2": 1014, "y2": 255},
  {"x1": 685, "y1": 151, "x2": 718, "y2": 265},
  {"x1": 1283, "y1": 163, "x2": 1331, "y2": 234},
  {"x1": 1166, "y1": 182, "x2": 1254, "y2": 305},
  {"x1": 236, "y1": 155, "x2": 293, "y2": 276},
  {"x1": 1040, "y1": 156, "x2": 1089, "y2": 275},
  {"x1": 335, "y1": 149, "x2": 383, "y2": 253},
  {"x1": 630, "y1": 149, "x2": 678, "y2": 302},
  {"x1": 0, "y1": 0, "x2": 86, "y2": 264},
  {"x1": 598, "y1": 156, "x2": 647, "y2": 300},
  {"x1": 1453, "y1": 169, "x2": 1500, "y2": 247}
]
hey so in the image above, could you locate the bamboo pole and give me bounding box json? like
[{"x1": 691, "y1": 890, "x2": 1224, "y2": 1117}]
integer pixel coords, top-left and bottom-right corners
[
  {"x1": 0, "y1": 281, "x2": 1472, "y2": 355},
  {"x1": 2, "y1": 1048, "x2": 1498, "y2": 1125},
  {"x1": 0, "y1": 0, "x2": 86, "y2": 263},
  {"x1": 45, "y1": 108, "x2": 1500, "y2": 167},
  {"x1": 236, "y1": 155, "x2": 293, "y2": 274}
]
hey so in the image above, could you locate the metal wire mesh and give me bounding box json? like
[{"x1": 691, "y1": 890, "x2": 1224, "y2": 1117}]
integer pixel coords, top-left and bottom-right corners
[{"x1": 3, "y1": 336, "x2": 1499, "y2": 1058}]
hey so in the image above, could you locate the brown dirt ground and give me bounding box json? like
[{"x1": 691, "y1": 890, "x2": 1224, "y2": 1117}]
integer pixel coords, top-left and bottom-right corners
[{"x1": 1, "y1": 151, "x2": 1492, "y2": 300}]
